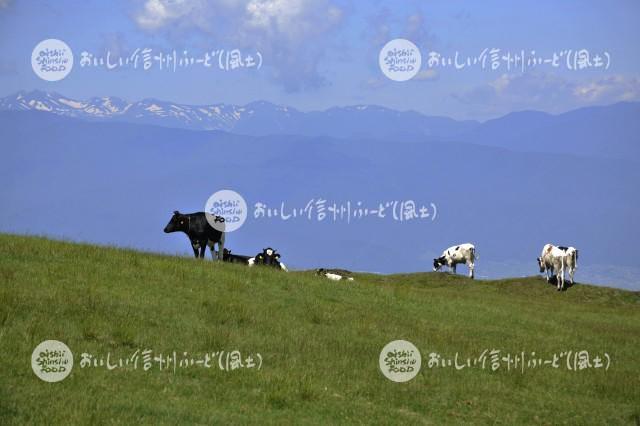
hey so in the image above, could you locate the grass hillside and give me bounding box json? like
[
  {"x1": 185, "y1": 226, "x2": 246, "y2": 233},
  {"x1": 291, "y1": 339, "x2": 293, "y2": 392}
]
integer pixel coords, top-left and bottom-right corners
[{"x1": 1, "y1": 234, "x2": 639, "y2": 424}]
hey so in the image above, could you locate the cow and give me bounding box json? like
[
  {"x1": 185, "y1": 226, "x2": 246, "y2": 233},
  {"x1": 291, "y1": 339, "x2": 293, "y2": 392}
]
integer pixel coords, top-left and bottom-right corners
[
  {"x1": 222, "y1": 248, "x2": 253, "y2": 265},
  {"x1": 433, "y1": 243, "x2": 476, "y2": 279},
  {"x1": 251, "y1": 247, "x2": 288, "y2": 271},
  {"x1": 537, "y1": 243, "x2": 555, "y2": 282},
  {"x1": 164, "y1": 211, "x2": 225, "y2": 260},
  {"x1": 557, "y1": 246, "x2": 579, "y2": 285},
  {"x1": 537, "y1": 244, "x2": 578, "y2": 290},
  {"x1": 316, "y1": 268, "x2": 354, "y2": 281}
]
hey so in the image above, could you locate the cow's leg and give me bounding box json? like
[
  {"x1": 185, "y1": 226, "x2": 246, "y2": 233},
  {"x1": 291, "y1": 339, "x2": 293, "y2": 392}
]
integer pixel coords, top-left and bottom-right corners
[
  {"x1": 468, "y1": 262, "x2": 475, "y2": 279},
  {"x1": 569, "y1": 267, "x2": 575, "y2": 285},
  {"x1": 199, "y1": 240, "x2": 206, "y2": 259},
  {"x1": 208, "y1": 241, "x2": 216, "y2": 260},
  {"x1": 557, "y1": 264, "x2": 565, "y2": 291},
  {"x1": 191, "y1": 241, "x2": 200, "y2": 258},
  {"x1": 451, "y1": 264, "x2": 457, "y2": 275},
  {"x1": 217, "y1": 233, "x2": 225, "y2": 261}
]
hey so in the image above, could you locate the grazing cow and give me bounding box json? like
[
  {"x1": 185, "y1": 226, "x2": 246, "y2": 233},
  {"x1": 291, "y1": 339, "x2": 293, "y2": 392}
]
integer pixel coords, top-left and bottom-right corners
[
  {"x1": 558, "y1": 246, "x2": 579, "y2": 285},
  {"x1": 316, "y1": 268, "x2": 354, "y2": 281},
  {"x1": 164, "y1": 211, "x2": 225, "y2": 260},
  {"x1": 537, "y1": 244, "x2": 579, "y2": 290},
  {"x1": 222, "y1": 248, "x2": 253, "y2": 265},
  {"x1": 251, "y1": 247, "x2": 288, "y2": 271},
  {"x1": 433, "y1": 243, "x2": 476, "y2": 279},
  {"x1": 537, "y1": 243, "x2": 555, "y2": 282}
]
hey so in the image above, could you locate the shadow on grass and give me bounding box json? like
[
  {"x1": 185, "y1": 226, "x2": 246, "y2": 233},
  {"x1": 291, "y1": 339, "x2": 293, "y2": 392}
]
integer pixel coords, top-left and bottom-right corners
[{"x1": 543, "y1": 275, "x2": 577, "y2": 291}]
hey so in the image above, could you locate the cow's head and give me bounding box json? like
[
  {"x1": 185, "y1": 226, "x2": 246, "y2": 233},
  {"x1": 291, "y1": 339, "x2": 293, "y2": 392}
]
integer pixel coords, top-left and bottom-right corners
[
  {"x1": 222, "y1": 248, "x2": 232, "y2": 261},
  {"x1": 260, "y1": 247, "x2": 276, "y2": 265},
  {"x1": 264, "y1": 247, "x2": 275, "y2": 257},
  {"x1": 536, "y1": 257, "x2": 545, "y2": 273},
  {"x1": 433, "y1": 256, "x2": 446, "y2": 271},
  {"x1": 164, "y1": 211, "x2": 188, "y2": 233}
]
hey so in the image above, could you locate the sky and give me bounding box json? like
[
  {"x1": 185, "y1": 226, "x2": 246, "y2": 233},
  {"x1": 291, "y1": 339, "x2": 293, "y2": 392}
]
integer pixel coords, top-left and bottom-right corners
[{"x1": 0, "y1": 0, "x2": 639, "y2": 120}]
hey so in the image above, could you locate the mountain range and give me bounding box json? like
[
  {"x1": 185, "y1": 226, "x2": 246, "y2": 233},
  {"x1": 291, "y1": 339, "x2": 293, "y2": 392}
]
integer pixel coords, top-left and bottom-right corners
[
  {"x1": 0, "y1": 89, "x2": 474, "y2": 139},
  {"x1": 2, "y1": 90, "x2": 638, "y2": 160}
]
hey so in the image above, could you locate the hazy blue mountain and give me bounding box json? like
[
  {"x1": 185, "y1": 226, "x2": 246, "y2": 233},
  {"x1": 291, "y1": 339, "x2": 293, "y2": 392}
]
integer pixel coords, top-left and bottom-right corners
[
  {"x1": 1, "y1": 110, "x2": 639, "y2": 289},
  {"x1": 459, "y1": 102, "x2": 640, "y2": 160}
]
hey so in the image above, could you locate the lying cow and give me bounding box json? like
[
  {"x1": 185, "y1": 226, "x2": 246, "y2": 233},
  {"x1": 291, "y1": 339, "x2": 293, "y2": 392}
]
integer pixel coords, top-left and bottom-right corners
[
  {"x1": 222, "y1": 248, "x2": 253, "y2": 265},
  {"x1": 316, "y1": 268, "x2": 354, "y2": 281},
  {"x1": 164, "y1": 211, "x2": 225, "y2": 260},
  {"x1": 251, "y1": 247, "x2": 288, "y2": 271},
  {"x1": 537, "y1": 243, "x2": 578, "y2": 290},
  {"x1": 433, "y1": 243, "x2": 476, "y2": 279}
]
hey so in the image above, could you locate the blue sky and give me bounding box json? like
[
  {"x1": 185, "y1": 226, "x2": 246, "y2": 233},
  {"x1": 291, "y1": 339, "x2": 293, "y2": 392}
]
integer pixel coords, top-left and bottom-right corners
[{"x1": 1, "y1": 0, "x2": 639, "y2": 119}]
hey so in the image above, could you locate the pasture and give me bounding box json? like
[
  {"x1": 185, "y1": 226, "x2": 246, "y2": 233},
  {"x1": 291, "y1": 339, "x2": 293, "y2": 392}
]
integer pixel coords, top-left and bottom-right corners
[{"x1": 0, "y1": 234, "x2": 638, "y2": 424}]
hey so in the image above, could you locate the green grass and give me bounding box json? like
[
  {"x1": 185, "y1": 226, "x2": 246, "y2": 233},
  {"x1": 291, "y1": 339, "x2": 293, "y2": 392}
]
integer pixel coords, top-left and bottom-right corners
[{"x1": 1, "y1": 233, "x2": 639, "y2": 425}]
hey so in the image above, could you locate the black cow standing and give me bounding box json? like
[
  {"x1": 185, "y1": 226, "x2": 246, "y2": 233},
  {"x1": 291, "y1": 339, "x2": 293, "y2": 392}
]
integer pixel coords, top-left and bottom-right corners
[{"x1": 164, "y1": 211, "x2": 225, "y2": 260}]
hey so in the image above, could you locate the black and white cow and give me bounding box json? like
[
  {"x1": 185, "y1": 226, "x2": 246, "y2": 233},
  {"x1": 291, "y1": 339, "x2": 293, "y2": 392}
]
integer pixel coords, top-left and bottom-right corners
[
  {"x1": 433, "y1": 243, "x2": 476, "y2": 279},
  {"x1": 316, "y1": 268, "x2": 354, "y2": 281},
  {"x1": 537, "y1": 243, "x2": 578, "y2": 290},
  {"x1": 222, "y1": 248, "x2": 253, "y2": 265},
  {"x1": 250, "y1": 247, "x2": 288, "y2": 271},
  {"x1": 164, "y1": 211, "x2": 225, "y2": 260}
]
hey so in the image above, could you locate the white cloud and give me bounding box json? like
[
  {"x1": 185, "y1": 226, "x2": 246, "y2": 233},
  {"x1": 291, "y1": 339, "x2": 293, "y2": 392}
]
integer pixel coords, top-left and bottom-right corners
[
  {"x1": 453, "y1": 72, "x2": 640, "y2": 117},
  {"x1": 573, "y1": 75, "x2": 640, "y2": 103},
  {"x1": 414, "y1": 68, "x2": 438, "y2": 81},
  {"x1": 132, "y1": 0, "x2": 345, "y2": 91},
  {"x1": 135, "y1": 0, "x2": 177, "y2": 29}
]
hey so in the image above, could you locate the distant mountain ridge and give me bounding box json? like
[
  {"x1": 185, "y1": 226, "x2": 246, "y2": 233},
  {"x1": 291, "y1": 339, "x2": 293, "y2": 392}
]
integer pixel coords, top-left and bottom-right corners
[
  {"x1": 0, "y1": 90, "x2": 250, "y2": 132},
  {"x1": 2, "y1": 90, "x2": 639, "y2": 159},
  {"x1": 0, "y1": 90, "x2": 475, "y2": 139}
]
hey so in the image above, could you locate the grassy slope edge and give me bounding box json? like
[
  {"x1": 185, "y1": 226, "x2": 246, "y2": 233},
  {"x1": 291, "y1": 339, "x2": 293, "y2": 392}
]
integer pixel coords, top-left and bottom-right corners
[{"x1": 1, "y1": 234, "x2": 639, "y2": 424}]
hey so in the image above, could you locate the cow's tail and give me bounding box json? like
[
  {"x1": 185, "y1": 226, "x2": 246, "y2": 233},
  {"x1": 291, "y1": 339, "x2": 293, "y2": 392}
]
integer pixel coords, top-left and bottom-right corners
[
  {"x1": 574, "y1": 249, "x2": 579, "y2": 268},
  {"x1": 471, "y1": 246, "x2": 477, "y2": 261}
]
